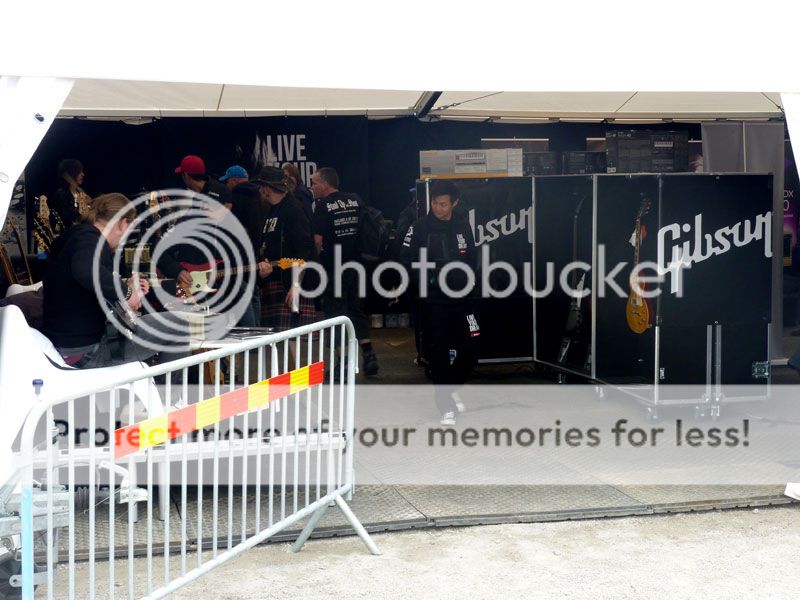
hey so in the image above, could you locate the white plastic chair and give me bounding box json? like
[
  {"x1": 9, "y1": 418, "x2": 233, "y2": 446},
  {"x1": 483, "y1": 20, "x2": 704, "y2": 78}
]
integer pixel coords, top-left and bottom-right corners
[{"x1": 0, "y1": 305, "x2": 169, "y2": 519}]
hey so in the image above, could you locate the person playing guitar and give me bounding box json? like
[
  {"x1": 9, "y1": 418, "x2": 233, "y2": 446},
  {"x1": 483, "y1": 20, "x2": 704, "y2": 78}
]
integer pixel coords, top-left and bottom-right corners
[{"x1": 42, "y1": 193, "x2": 189, "y2": 368}]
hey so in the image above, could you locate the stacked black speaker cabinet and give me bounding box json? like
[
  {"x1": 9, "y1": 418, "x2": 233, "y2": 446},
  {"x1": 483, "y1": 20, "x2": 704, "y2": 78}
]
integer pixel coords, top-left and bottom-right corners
[{"x1": 534, "y1": 173, "x2": 773, "y2": 417}]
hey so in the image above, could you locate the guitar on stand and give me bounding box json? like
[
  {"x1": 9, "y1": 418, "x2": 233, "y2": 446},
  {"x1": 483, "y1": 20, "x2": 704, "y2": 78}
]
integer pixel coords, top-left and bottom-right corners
[
  {"x1": 556, "y1": 196, "x2": 590, "y2": 380},
  {"x1": 32, "y1": 195, "x2": 57, "y2": 253},
  {"x1": 145, "y1": 190, "x2": 171, "y2": 237},
  {"x1": 625, "y1": 198, "x2": 653, "y2": 334},
  {"x1": 75, "y1": 187, "x2": 92, "y2": 218}
]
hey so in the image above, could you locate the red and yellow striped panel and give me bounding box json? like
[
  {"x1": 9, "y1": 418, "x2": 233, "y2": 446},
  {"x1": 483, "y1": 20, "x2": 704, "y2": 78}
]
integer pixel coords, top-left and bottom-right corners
[{"x1": 114, "y1": 361, "x2": 325, "y2": 459}]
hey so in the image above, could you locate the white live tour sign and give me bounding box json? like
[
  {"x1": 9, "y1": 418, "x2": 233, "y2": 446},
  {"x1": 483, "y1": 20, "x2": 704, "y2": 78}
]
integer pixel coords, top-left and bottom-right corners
[{"x1": 252, "y1": 133, "x2": 317, "y2": 185}]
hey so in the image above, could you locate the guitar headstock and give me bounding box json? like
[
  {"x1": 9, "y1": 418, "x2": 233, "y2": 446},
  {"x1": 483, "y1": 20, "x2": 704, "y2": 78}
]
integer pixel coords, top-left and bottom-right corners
[
  {"x1": 37, "y1": 195, "x2": 50, "y2": 221},
  {"x1": 636, "y1": 198, "x2": 652, "y2": 221},
  {"x1": 275, "y1": 258, "x2": 306, "y2": 270}
]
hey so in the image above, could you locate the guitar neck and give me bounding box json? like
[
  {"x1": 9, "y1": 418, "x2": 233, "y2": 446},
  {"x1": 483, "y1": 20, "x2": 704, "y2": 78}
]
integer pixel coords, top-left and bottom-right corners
[
  {"x1": 228, "y1": 260, "x2": 295, "y2": 274},
  {"x1": 633, "y1": 217, "x2": 642, "y2": 265}
]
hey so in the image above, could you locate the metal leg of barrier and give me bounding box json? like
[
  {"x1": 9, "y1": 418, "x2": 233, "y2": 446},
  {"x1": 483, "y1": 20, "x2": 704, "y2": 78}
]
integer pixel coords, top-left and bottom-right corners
[
  {"x1": 333, "y1": 495, "x2": 381, "y2": 555},
  {"x1": 290, "y1": 504, "x2": 329, "y2": 553},
  {"x1": 291, "y1": 492, "x2": 381, "y2": 555}
]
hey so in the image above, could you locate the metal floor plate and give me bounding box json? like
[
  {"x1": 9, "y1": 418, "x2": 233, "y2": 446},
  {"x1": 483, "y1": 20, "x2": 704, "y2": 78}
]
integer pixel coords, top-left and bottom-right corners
[
  {"x1": 181, "y1": 485, "x2": 429, "y2": 548},
  {"x1": 34, "y1": 499, "x2": 189, "y2": 561},
  {"x1": 612, "y1": 485, "x2": 795, "y2": 512},
  {"x1": 394, "y1": 485, "x2": 650, "y2": 525},
  {"x1": 48, "y1": 483, "x2": 797, "y2": 559}
]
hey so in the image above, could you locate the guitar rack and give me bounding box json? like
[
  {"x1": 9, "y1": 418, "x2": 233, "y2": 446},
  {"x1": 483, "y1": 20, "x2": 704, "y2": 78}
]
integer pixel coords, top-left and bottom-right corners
[{"x1": 533, "y1": 173, "x2": 773, "y2": 418}]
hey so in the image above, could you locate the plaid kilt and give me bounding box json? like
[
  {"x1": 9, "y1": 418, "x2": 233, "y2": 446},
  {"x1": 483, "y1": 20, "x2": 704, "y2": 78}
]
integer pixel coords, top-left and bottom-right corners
[{"x1": 261, "y1": 280, "x2": 318, "y2": 332}]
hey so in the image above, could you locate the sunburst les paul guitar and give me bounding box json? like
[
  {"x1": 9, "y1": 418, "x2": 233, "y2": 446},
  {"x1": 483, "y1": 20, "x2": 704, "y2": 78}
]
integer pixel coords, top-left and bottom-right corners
[{"x1": 625, "y1": 199, "x2": 652, "y2": 335}]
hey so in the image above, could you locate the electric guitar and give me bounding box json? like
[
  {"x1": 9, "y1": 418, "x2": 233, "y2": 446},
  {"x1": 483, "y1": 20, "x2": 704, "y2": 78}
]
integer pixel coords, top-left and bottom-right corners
[
  {"x1": 556, "y1": 195, "x2": 590, "y2": 368},
  {"x1": 625, "y1": 198, "x2": 652, "y2": 334},
  {"x1": 32, "y1": 195, "x2": 60, "y2": 252},
  {"x1": 178, "y1": 258, "x2": 306, "y2": 294}
]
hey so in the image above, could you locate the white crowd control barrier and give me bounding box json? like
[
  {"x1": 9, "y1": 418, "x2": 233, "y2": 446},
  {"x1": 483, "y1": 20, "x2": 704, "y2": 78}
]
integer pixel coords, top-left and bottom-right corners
[{"x1": 3, "y1": 316, "x2": 378, "y2": 599}]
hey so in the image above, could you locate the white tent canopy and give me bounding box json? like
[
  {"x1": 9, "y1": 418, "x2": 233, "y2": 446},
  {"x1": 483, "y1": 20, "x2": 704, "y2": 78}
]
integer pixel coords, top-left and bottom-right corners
[
  {"x1": 60, "y1": 80, "x2": 424, "y2": 118},
  {"x1": 60, "y1": 82, "x2": 785, "y2": 120}
]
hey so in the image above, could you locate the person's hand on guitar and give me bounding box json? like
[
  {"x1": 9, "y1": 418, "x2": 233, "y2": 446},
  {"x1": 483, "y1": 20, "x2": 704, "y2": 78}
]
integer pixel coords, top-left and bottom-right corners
[
  {"x1": 177, "y1": 269, "x2": 193, "y2": 287},
  {"x1": 125, "y1": 274, "x2": 148, "y2": 313},
  {"x1": 285, "y1": 284, "x2": 300, "y2": 313},
  {"x1": 138, "y1": 276, "x2": 150, "y2": 296},
  {"x1": 257, "y1": 260, "x2": 273, "y2": 279}
]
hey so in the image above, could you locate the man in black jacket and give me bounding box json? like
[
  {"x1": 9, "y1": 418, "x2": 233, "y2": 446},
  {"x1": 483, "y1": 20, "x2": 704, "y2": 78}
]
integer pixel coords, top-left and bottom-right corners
[
  {"x1": 253, "y1": 166, "x2": 315, "y2": 331},
  {"x1": 401, "y1": 180, "x2": 480, "y2": 425}
]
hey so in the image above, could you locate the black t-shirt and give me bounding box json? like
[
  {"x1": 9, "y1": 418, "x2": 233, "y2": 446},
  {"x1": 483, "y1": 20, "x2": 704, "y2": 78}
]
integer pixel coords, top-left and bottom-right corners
[
  {"x1": 401, "y1": 212, "x2": 478, "y2": 303},
  {"x1": 311, "y1": 191, "x2": 362, "y2": 269},
  {"x1": 262, "y1": 193, "x2": 314, "y2": 290},
  {"x1": 43, "y1": 224, "x2": 129, "y2": 348}
]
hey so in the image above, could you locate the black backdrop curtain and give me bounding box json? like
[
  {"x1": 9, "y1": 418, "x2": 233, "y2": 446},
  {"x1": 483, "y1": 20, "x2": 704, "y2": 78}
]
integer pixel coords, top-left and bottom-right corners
[{"x1": 26, "y1": 116, "x2": 700, "y2": 222}]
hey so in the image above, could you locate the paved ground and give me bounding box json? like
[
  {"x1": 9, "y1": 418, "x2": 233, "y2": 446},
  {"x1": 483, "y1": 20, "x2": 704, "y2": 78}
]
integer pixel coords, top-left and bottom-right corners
[
  {"x1": 73, "y1": 505, "x2": 800, "y2": 599},
  {"x1": 62, "y1": 329, "x2": 800, "y2": 598}
]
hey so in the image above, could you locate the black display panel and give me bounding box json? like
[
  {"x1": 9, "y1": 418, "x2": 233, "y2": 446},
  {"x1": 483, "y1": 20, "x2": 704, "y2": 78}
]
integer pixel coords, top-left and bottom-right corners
[
  {"x1": 657, "y1": 174, "x2": 773, "y2": 327},
  {"x1": 533, "y1": 176, "x2": 594, "y2": 373},
  {"x1": 593, "y1": 175, "x2": 660, "y2": 381}
]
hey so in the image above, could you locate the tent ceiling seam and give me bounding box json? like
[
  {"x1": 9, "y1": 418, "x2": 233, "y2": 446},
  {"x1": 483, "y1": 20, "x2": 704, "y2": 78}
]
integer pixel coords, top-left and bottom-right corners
[
  {"x1": 614, "y1": 92, "x2": 638, "y2": 113},
  {"x1": 216, "y1": 84, "x2": 226, "y2": 111},
  {"x1": 761, "y1": 92, "x2": 784, "y2": 113},
  {"x1": 431, "y1": 91, "x2": 504, "y2": 113}
]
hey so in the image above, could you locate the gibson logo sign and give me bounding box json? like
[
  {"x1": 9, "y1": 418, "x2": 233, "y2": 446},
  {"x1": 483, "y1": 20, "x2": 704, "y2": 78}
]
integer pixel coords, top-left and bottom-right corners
[
  {"x1": 467, "y1": 207, "x2": 533, "y2": 246},
  {"x1": 657, "y1": 211, "x2": 772, "y2": 294}
]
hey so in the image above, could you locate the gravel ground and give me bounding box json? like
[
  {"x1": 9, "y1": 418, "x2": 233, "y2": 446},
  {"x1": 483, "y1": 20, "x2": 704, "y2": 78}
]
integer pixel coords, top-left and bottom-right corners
[{"x1": 71, "y1": 505, "x2": 800, "y2": 599}]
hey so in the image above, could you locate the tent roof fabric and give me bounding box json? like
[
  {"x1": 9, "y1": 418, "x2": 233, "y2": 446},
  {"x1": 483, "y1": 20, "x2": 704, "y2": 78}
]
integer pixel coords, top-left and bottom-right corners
[
  {"x1": 59, "y1": 81, "x2": 785, "y2": 121},
  {"x1": 60, "y1": 80, "x2": 421, "y2": 118},
  {"x1": 430, "y1": 92, "x2": 784, "y2": 120}
]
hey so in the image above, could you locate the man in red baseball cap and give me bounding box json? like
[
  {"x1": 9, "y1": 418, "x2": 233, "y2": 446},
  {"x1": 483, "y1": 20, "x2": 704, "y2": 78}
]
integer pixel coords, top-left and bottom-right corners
[
  {"x1": 174, "y1": 154, "x2": 205, "y2": 177},
  {"x1": 173, "y1": 154, "x2": 231, "y2": 205},
  {"x1": 158, "y1": 155, "x2": 234, "y2": 288}
]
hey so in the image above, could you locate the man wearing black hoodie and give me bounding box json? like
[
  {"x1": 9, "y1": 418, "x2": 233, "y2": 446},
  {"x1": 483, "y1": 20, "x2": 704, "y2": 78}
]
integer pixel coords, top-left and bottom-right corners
[
  {"x1": 401, "y1": 180, "x2": 481, "y2": 425},
  {"x1": 43, "y1": 193, "x2": 189, "y2": 368}
]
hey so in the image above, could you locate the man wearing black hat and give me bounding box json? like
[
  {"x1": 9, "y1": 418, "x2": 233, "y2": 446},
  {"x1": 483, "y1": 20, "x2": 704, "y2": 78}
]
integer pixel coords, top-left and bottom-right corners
[{"x1": 252, "y1": 166, "x2": 316, "y2": 330}]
